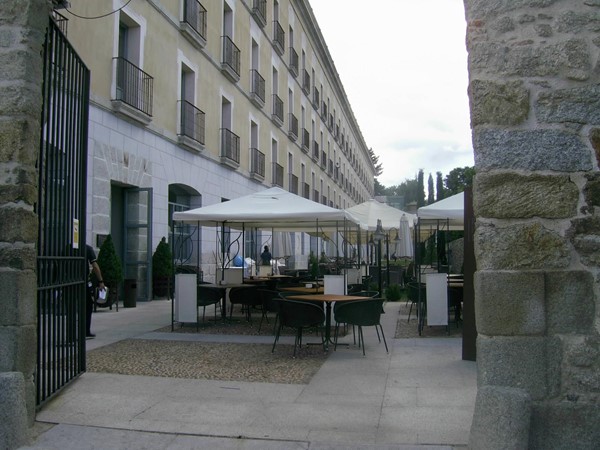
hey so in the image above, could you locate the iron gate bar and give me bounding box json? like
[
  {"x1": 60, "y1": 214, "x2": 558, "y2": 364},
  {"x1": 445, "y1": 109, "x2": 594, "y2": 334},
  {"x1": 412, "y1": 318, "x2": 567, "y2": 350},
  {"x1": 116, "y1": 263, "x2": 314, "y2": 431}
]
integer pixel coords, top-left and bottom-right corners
[{"x1": 36, "y1": 17, "x2": 90, "y2": 407}]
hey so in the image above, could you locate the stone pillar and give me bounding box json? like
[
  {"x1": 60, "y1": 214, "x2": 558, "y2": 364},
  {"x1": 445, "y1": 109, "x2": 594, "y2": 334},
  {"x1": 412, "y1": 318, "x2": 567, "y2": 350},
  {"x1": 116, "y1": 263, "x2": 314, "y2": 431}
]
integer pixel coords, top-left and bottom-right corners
[
  {"x1": 0, "y1": 0, "x2": 49, "y2": 448},
  {"x1": 464, "y1": 0, "x2": 600, "y2": 448}
]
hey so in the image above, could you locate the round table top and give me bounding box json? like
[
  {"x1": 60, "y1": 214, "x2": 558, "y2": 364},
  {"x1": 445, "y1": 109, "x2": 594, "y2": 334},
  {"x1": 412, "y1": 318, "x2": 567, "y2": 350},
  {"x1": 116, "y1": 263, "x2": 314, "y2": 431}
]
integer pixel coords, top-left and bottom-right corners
[{"x1": 283, "y1": 294, "x2": 371, "y2": 302}]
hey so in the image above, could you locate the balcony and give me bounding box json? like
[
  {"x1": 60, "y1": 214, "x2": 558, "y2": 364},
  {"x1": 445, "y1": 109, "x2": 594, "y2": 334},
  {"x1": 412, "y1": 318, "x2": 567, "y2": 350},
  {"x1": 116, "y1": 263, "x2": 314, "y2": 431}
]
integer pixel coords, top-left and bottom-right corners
[
  {"x1": 313, "y1": 189, "x2": 319, "y2": 203},
  {"x1": 301, "y1": 128, "x2": 309, "y2": 152},
  {"x1": 249, "y1": 69, "x2": 265, "y2": 108},
  {"x1": 272, "y1": 162, "x2": 284, "y2": 187},
  {"x1": 221, "y1": 36, "x2": 240, "y2": 82},
  {"x1": 312, "y1": 140, "x2": 319, "y2": 160},
  {"x1": 288, "y1": 113, "x2": 298, "y2": 141},
  {"x1": 289, "y1": 174, "x2": 298, "y2": 195},
  {"x1": 112, "y1": 56, "x2": 153, "y2": 125},
  {"x1": 178, "y1": 100, "x2": 205, "y2": 152},
  {"x1": 220, "y1": 128, "x2": 240, "y2": 169},
  {"x1": 289, "y1": 47, "x2": 299, "y2": 78},
  {"x1": 302, "y1": 182, "x2": 310, "y2": 199},
  {"x1": 251, "y1": 0, "x2": 267, "y2": 28},
  {"x1": 312, "y1": 86, "x2": 319, "y2": 110},
  {"x1": 250, "y1": 147, "x2": 265, "y2": 181},
  {"x1": 272, "y1": 21, "x2": 285, "y2": 56},
  {"x1": 301, "y1": 69, "x2": 310, "y2": 95},
  {"x1": 271, "y1": 94, "x2": 283, "y2": 127},
  {"x1": 180, "y1": 0, "x2": 206, "y2": 49}
]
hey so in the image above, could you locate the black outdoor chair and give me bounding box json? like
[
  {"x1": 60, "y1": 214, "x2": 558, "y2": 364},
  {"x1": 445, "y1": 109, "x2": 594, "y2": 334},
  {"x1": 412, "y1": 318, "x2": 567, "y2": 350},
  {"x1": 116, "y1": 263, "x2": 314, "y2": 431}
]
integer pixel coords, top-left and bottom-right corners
[
  {"x1": 272, "y1": 299, "x2": 326, "y2": 357},
  {"x1": 406, "y1": 282, "x2": 425, "y2": 323},
  {"x1": 333, "y1": 298, "x2": 388, "y2": 356},
  {"x1": 229, "y1": 286, "x2": 261, "y2": 323},
  {"x1": 196, "y1": 285, "x2": 222, "y2": 329},
  {"x1": 257, "y1": 289, "x2": 281, "y2": 333}
]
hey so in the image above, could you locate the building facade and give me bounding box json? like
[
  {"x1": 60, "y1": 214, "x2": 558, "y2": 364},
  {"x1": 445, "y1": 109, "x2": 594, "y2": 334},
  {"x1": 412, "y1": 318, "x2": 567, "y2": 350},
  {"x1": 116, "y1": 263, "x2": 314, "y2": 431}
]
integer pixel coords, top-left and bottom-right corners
[{"x1": 64, "y1": 0, "x2": 376, "y2": 297}]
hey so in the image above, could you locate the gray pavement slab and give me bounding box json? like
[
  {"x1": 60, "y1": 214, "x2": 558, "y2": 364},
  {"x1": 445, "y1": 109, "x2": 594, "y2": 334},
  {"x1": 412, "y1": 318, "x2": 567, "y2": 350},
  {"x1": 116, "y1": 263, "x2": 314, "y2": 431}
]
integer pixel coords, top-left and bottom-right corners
[{"x1": 20, "y1": 299, "x2": 476, "y2": 449}]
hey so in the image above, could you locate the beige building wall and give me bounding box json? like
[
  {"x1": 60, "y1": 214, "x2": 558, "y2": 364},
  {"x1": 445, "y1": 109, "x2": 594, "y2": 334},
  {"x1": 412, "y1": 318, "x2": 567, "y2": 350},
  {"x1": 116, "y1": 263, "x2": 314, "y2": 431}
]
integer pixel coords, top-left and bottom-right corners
[{"x1": 64, "y1": 0, "x2": 375, "y2": 285}]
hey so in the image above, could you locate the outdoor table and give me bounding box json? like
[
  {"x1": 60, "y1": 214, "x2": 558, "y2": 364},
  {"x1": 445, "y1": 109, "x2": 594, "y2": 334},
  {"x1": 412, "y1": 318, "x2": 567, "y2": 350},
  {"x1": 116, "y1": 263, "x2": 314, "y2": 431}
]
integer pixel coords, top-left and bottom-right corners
[
  {"x1": 284, "y1": 294, "x2": 370, "y2": 350},
  {"x1": 278, "y1": 286, "x2": 325, "y2": 294},
  {"x1": 203, "y1": 283, "x2": 257, "y2": 319}
]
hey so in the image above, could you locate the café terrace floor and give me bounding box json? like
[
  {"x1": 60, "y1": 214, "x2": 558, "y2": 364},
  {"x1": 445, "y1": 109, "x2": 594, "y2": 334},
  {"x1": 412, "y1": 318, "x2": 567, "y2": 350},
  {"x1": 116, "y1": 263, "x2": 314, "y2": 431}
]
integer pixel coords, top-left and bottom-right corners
[{"x1": 23, "y1": 297, "x2": 475, "y2": 450}]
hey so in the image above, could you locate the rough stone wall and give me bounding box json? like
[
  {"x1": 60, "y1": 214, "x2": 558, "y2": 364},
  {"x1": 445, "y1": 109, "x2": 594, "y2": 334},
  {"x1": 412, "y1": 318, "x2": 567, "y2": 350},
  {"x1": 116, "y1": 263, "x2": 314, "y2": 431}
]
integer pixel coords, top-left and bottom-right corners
[
  {"x1": 0, "y1": 0, "x2": 48, "y2": 448},
  {"x1": 464, "y1": 0, "x2": 600, "y2": 448}
]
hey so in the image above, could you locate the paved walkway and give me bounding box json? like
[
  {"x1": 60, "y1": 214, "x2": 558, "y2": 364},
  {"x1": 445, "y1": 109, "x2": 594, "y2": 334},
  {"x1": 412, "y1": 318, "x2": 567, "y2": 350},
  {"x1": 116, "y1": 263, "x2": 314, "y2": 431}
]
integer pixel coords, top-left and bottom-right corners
[{"x1": 21, "y1": 299, "x2": 477, "y2": 450}]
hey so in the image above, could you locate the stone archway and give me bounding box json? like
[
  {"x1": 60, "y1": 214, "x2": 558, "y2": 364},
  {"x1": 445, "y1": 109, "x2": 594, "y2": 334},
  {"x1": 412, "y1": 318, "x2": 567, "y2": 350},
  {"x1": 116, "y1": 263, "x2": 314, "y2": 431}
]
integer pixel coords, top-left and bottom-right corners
[{"x1": 464, "y1": 1, "x2": 599, "y2": 448}]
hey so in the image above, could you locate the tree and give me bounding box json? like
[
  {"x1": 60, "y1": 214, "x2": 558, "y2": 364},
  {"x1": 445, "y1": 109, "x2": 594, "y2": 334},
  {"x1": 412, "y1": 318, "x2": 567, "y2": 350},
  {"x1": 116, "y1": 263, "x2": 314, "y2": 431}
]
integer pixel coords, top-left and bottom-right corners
[
  {"x1": 368, "y1": 147, "x2": 383, "y2": 177},
  {"x1": 427, "y1": 173, "x2": 434, "y2": 204},
  {"x1": 374, "y1": 178, "x2": 386, "y2": 196},
  {"x1": 436, "y1": 171, "x2": 445, "y2": 201},
  {"x1": 417, "y1": 169, "x2": 425, "y2": 207},
  {"x1": 445, "y1": 166, "x2": 475, "y2": 195}
]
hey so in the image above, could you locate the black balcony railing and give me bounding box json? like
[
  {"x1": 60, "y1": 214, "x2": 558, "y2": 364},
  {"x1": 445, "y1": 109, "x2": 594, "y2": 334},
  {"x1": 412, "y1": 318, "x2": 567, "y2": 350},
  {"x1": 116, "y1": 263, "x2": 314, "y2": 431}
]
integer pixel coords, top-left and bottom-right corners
[
  {"x1": 272, "y1": 94, "x2": 283, "y2": 124},
  {"x1": 250, "y1": 69, "x2": 265, "y2": 103},
  {"x1": 313, "y1": 189, "x2": 319, "y2": 202},
  {"x1": 301, "y1": 128, "x2": 309, "y2": 150},
  {"x1": 302, "y1": 182, "x2": 310, "y2": 199},
  {"x1": 272, "y1": 162, "x2": 284, "y2": 187},
  {"x1": 251, "y1": 0, "x2": 267, "y2": 27},
  {"x1": 302, "y1": 69, "x2": 310, "y2": 94},
  {"x1": 273, "y1": 21, "x2": 285, "y2": 54},
  {"x1": 328, "y1": 113, "x2": 334, "y2": 130},
  {"x1": 288, "y1": 113, "x2": 298, "y2": 140},
  {"x1": 183, "y1": 0, "x2": 207, "y2": 40},
  {"x1": 321, "y1": 151, "x2": 327, "y2": 168},
  {"x1": 250, "y1": 147, "x2": 265, "y2": 177},
  {"x1": 221, "y1": 35, "x2": 240, "y2": 77},
  {"x1": 321, "y1": 100, "x2": 327, "y2": 120},
  {"x1": 114, "y1": 56, "x2": 154, "y2": 116},
  {"x1": 312, "y1": 140, "x2": 319, "y2": 159},
  {"x1": 289, "y1": 47, "x2": 299, "y2": 77},
  {"x1": 179, "y1": 100, "x2": 205, "y2": 145},
  {"x1": 312, "y1": 86, "x2": 319, "y2": 109},
  {"x1": 289, "y1": 174, "x2": 298, "y2": 194},
  {"x1": 220, "y1": 128, "x2": 240, "y2": 164},
  {"x1": 322, "y1": 195, "x2": 327, "y2": 205},
  {"x1": 328, "y1": 159, "x2": 334, "y2": 175}
]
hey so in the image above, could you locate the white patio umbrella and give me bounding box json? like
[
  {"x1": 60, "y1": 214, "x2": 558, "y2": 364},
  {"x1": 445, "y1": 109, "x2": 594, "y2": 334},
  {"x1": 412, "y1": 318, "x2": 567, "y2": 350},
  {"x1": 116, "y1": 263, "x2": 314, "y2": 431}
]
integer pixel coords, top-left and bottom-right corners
[{"x1": 394, "y1": 214, "x2": 414, "y2": 258}]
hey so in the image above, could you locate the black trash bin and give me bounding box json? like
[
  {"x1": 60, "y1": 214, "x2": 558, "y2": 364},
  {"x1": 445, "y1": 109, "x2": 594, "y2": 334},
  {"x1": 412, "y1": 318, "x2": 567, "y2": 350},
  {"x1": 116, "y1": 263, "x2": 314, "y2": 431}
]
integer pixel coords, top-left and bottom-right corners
[{"x1": 124, "y1": 279, "x2": 137, "y2": 308}]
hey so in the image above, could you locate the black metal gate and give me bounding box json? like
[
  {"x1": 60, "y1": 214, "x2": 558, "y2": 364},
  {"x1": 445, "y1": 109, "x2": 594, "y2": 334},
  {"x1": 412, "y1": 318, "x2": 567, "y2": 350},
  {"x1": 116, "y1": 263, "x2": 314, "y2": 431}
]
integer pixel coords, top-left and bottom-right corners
[{"x1": 36, "y1": 17, "x2": 90, "y2": 407}]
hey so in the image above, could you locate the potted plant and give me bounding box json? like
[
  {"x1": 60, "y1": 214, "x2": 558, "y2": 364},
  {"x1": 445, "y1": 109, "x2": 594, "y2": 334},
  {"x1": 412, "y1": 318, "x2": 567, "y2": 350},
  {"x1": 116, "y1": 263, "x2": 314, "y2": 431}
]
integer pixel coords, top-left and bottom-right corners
[
  {"x1": 152, "y1": 237, "x2": 174, "y2": 298},
  {"x1": 309, "y1": 251, "x2": 319, "y2": 280},
  {"x1": 385, "y1": 283, "x2": 402, "y2": 302},
  {"x1": 97, "y1": 235, "x2": 123, "y2": 307}
]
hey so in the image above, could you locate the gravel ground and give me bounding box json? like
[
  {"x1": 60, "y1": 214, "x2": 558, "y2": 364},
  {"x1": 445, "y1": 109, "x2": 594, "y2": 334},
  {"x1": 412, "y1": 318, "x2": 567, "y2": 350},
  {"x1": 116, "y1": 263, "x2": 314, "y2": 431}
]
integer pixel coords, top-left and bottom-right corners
[
  {"x1": 87, "y1": 339, "x2": 329, "y2": 384},
  {"x1": 87, "y1": 305, "x2": 460, "y2": 385}
]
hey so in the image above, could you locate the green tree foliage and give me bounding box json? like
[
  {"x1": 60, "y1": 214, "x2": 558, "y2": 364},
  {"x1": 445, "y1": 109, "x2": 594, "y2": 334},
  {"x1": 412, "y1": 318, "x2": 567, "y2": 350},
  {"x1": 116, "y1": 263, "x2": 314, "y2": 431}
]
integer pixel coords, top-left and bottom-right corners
[
  {"x1": 152, "y1": 237, "x2": 174, "y2": 278},
  {"x1": 368, "y1": 147, "x2": 383, "y2": 177},
  {"x1": 436, "y1": 171, "x2": 445, "y2": 201},
  {"x1": 445, "y1": 166, "x2": 475, "y2": 195},
  {"x1": 427, "y1": 173, "x2": 434, "y2": 204},
  {"x1": 417, "y1": 169, "x2": 425, "y2": 207},
  {"x1": 97, "y1": 235, "x2": 123, "y2": 290}
]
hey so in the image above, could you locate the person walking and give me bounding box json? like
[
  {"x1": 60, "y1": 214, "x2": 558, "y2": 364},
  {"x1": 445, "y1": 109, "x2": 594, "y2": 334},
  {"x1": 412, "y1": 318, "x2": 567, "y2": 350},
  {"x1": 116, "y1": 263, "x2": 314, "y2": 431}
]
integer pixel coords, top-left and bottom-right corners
[
  {"x1": 260, "y1": 245, "x2": 272, "y2": 266},
  {"x1": 86, "y1": 244, "x2": 105, "y2": 338}
]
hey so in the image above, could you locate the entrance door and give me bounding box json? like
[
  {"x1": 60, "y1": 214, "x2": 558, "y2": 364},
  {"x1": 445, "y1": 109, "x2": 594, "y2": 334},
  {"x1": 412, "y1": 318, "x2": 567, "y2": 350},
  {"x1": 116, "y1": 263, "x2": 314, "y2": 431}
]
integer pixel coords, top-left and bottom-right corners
[{"x1": 124, "y1": 188, "x2": 153, "y2": 301}]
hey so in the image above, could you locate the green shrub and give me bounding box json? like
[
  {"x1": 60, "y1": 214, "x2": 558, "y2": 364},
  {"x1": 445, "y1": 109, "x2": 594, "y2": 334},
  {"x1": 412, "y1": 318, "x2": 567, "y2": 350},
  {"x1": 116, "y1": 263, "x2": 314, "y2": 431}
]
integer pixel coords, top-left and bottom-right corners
[
  {"x1": 152, "y1": 237, "x2": 174, "y2": 278},
  {"x1": 385, "y1": 283, "x2": 402, "y2": 302},
  {"x1": 97, "y1": 235, "x2": 123, "y2": 290}
]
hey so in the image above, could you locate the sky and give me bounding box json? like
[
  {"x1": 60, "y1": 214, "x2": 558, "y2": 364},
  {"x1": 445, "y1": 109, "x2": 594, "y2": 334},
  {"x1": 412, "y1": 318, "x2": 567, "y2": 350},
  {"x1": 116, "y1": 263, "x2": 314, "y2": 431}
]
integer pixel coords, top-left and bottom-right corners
[{"x1": 309, "y1": 0, "x2": 474, "y2": 188}]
